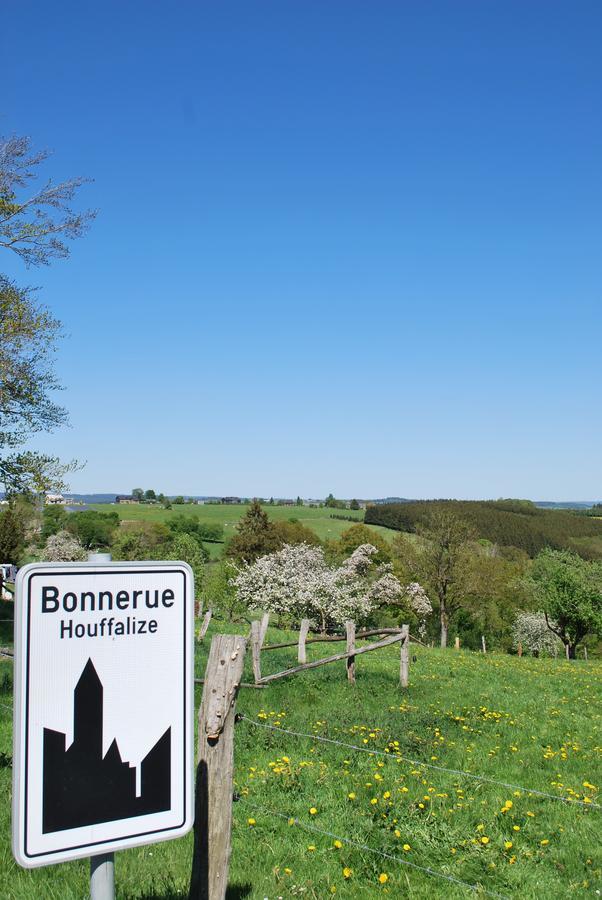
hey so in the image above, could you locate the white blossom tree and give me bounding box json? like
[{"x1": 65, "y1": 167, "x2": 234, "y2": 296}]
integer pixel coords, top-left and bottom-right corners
[
  {"x1": 231, "y1": 542, "x2": 432, "y2": 633},
  {"x1": 512, "y1": 611, "x2": 563, "y2": 656},
  {"x1": 42, "y1": 530, "x2": 86, "y2": 562}
]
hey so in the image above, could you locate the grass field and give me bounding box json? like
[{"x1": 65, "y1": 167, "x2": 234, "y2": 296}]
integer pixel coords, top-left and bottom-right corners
[
  {"x1": 1, "y1": 615, "x2": 600, "y2": 898},
  {"x1": 86, "y1": 503, "x2": 393, "y2": 558}
]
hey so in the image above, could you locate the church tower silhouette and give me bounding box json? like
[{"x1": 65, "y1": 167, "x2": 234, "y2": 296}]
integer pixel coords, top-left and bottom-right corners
[{"x1": 43, "y1": 659, "x2": 170, "y2": 833}]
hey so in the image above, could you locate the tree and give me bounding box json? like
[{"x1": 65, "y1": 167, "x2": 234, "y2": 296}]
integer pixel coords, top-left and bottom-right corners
[
  {"x1": 165, "y1": 533, "x2": 206, "y2": 597},
  {"x1": 337, "y1": 524, "x2": 391, "y2": 565},
  {"x1": 296, "y1": 496, "x2": 303, "y2": 506},
  {"x1": 226, "y1": 499, "x2": 280, "y2": 563},
  {"x1": 132, "y1": 488, "x2": 144, "y2": 502},
  {"x1": 42, "y1": 530, "x2": 86, "y2": 562},
  {"x1": 0, "y1": 135, "x2": 95, "y2": 267},
  {"x1": 349, "y1": 499, "x2": 360, "y2": 510},
  {"x1": 65, "y1": 510, "x2": 119, "y2": 549},
  {"x1": 0, "y1": 505, "x2": 26, "y2": 564},
  {"x1": 415, "y1": 509, "x2": 475, "y2": 648},
  {"x1": 110, "y1": 520, "x2": 171, "y2": 560},
  {"x1": 144, "y1": 489, "x2": 156, "y2": 501},
  {"x1": 529, "y1": 549, "x2": 602, "y2": 658},
  {"x1": 0, "y1": 278, "x2": 80, "y2": 495},
  {"x1": 0, "y1": 135, "x2": 93, "y2": 495},
  {"x1": 512, "y1": 612, "x2": 562, "y2": 657},
  {"x1": 40, "y1": 504, "x2": 68, "y2": 542}
]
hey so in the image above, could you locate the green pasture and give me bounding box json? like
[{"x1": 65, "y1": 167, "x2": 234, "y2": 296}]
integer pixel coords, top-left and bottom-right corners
[
  {"x1": 86, "y1": 503, "x2": 393, "y2": 558},
  {"x1": 0, "y1": 614, "x2": 600, "y2": 898}
]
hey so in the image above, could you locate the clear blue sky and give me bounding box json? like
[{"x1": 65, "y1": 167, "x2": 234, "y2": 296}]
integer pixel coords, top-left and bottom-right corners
[{"x1": 3, "y1": 1, "x2": 601, "y2": 499}]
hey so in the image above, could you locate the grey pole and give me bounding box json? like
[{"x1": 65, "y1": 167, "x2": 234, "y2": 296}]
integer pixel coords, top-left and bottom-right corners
[{"x1": 87, "y1": 552, "x2": 115, "y2": 900}]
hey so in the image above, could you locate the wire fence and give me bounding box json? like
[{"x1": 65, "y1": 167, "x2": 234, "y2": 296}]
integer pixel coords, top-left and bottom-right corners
[
  {"x1": 239, "y1": 714, "x2": 601, "y2": 810},
  {"x1": 237, "y1": 797, "x2": 511, "y2": 899}
]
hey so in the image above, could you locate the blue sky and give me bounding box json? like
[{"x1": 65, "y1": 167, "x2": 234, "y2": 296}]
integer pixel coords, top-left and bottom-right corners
[{"x1": 3, "y1": 1, "x2": 601, "y2": 499}]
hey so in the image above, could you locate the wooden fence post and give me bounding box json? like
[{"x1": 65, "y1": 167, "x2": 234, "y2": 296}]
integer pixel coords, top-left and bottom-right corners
[
  {"x1": 517, "y1": 642, "x2": 523, "y2": 658},
  {"x1": 250, "y1": 620, "x2": 262, "y2": 683},
  {"x1": 198, "y1": 609, "x2": 212, "y2": 641},
  {"x1": 565, "y1": 643, "x2": 570, "y2": 660},
  {"x1": 258, "y1": 613, "x2": 270, "y2": 647},
  {"x1": 481, "y1": 635, "x2": 487, "y2": 654},
  {"x1": 454, "y1": 636, "x2": 460, "y2": 651},
  {"x1": 400, "y1": 624, "x2": 410, "y2": 688},
  {"x1": 298, "y1": 619, "x2": 310, "y2": 664},
  {"x1": 584, "y1": 646, "x2": 588, "y2": 662},
  {"x1": 345, "y1": 621, "x2": 355, "y2": 684},
  {"x1": 189, "y1": 634, "x2": 246, "y2": 900}
]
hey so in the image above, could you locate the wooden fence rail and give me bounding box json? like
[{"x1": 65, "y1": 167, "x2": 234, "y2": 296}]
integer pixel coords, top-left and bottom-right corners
[{"x1": 256, "y1": 630, "x2": 407, "y2": 685}]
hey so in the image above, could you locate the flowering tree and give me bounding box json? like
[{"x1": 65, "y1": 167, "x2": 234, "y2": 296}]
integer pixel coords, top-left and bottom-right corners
[
  {"x1": 231, "y1": 542, "x2": 432, "y2": 633},
  {"x1": 42, "y1": 530, "x2": 86, "y2": 562},
  {"x1": 512, "y1": 612, "x2": 562, "y2": 657}
]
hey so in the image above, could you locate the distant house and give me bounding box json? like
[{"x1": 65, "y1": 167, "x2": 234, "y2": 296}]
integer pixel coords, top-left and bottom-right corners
[
  {"x1": 45, "y1": 493, "x2": 65, "y2": 505},
  {"x1": 115, "y1": 495, "x2": 139, "y2": 504},
  {"x1": 277, "y1": 499, "x2": 295, "y2": 506},
  {"x1": 221, "y1": 497, "x2": 242, "y2": 505}
]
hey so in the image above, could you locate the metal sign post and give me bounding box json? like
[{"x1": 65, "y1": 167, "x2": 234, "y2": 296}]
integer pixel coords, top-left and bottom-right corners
[
  {"x1": 87, "y1": 553, "x2": 115, "y2": 900},
  {"x1": 12, "y1": 556, "x2": 194, "y2": 888}
]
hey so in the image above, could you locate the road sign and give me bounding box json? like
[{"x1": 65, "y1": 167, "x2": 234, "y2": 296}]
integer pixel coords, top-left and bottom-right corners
[{"x1": 12, "y1": 561, "x2": 194, "y2": 868}]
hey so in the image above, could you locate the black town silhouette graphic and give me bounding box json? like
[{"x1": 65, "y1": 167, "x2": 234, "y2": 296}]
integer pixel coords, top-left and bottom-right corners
[{"x1": 43, "y1": 659, "x2": 171, "y2": 832}]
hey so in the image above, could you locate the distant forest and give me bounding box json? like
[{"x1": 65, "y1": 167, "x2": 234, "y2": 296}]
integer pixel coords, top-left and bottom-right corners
[{"x1": 365, "y1": 499, "x2": 602, "y2": 559}]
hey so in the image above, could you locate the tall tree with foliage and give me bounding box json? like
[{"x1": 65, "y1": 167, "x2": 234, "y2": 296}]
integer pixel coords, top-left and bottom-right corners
[
  {"x1": 415, "y1": 509, "x2": 475, "y2": 648},
  {"x1": 0, "y1": 134, "x2": 94, "y2": 495},
  {"x1": 226, "y1": 499, "x2": 280, "y2": 563},
  {"x1": 529, "y1": 549, "x2": 602, "y2": 658}
]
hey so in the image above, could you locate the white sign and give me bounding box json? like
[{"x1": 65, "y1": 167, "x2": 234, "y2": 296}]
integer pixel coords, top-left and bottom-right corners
[{"x1": 12, "y1": 561, "x2": 194, "y2": 868}]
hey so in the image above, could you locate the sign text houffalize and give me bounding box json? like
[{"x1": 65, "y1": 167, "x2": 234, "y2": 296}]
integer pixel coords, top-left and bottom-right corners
[{"x1": 12, "y1": 561, "x2": 194, "y2": 868}]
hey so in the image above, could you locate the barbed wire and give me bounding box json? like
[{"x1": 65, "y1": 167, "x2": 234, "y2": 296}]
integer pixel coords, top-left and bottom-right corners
[
  {"x1": 239, "y1": 715, "x2": 601, "y2": 810},
  {"x1": 238, "y1": 797, "x2": 510, "y2": 899}
]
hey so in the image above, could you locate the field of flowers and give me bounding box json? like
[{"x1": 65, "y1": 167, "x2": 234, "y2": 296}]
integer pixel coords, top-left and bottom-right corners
[{"x1": 0, "y1": 626, "x2": 600, "y2": 898}]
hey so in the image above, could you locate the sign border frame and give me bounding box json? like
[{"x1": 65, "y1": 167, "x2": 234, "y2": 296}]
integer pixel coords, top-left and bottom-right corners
[{"x1": 12, "y1": 560, "x2": 195, "y2": 868}]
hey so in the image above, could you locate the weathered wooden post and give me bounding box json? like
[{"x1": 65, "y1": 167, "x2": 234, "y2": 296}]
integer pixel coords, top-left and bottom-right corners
[
  {"x1": 517, "y1": 642, "x2": 523, "y2": 658},
  {"x1": 250, "y1": 620, "x2": 262, "y2": 684},
  {"x1": 298, "y1": 619, "x2": 310, "y2": 663},
  {"x1": 258, "y1": 612, "x2": 270, "y2": 647},
  {"x1": 345, "y1": 621, "x2": 355, "y2": 684},
  {"x1": 198, "y1": 609, "x2": 212, "y2": 641},
  {"x1": 454, "y1": 636, "x2": 460, "y2": 651},
  {"x1": 565, "y1": 643, "x2": 570, "y2": 660},
  {"x1": 481, "y1": 635, "x2": 487, "y2": 654},
  {"x1": 400, "y1": 624, "x2": 410, "y2": 688},
  {"x1": 584, "y1": 646, "x2": 588, "y2": 662},
  {"x1": 189, "y1": 634, "x2": 246, "y2": 900}
]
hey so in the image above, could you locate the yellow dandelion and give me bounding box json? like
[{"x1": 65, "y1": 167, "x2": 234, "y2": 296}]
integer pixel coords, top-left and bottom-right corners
[
  {"x1": 481, "y1": 836, "x2": 490, "y2": 845},
  {"x1": 540, "y1": 839, "x2": 549, "y2": 846},
  {"x1": 333, "y1": 840, "x2": 343, "y2": 849},
  {"x1": 403, "y1": 843, "x2": 411, "y2": 851},
  {"x1": 309, "y1": 807, "x2": 317, "y2": 815},
  {"x1": 284, "y1": 867, "x2": 292, "y2": 874},
  {"x1": 307, "y1": 845, "x2": 316, "y2": 852},
  {"x1": 343, "y1": 867, "x2": 353, "y2": 879},
  {"x1": 347, "y1": 792, "x2": 356, "y2": 799},
  {"x1": 504, "y1": 841, "x2": 513, "y2": 850},
  {"x1": 513, "y1": 825, "x2": 521, "y2": 832},
  {"x1": 247, "y1": 818, "x2": 256, "y2": 826},
  {"x1": 378, "y1": 873, "x2": 389, "y2": 884}
]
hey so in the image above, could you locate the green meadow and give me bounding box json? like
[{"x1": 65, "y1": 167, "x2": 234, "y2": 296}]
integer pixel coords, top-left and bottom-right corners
[
  {"x1": 86, "y1": 503, "x2": 393, "y2": 558},
  {"x1": 1, "y1": 617, "x2": 600, "y2": 898}
]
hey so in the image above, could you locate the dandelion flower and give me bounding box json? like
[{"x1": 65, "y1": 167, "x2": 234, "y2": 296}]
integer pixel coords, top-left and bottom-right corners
[
  {"x1": 247, "y1": 818, "x2": 256, "y2": 826},
  {"x1": 333, "y1": 840, "x2": 343, "y2": 849},
  {"x1": 309, "y1": 807, "x2": 317, "y2": 815},
  {"x1": 343, "y1": 867, "x2": 353, "y2": 878},
  {"x1": 307, "y1": 845, "x2": 316, "y2": 852},
  {"x1": 481, "y1": 836, "x2": 490, "y2": 845},
  {"x1": 403, "y1": 844, "x2": 411, "y2": 851},
  {"x1": 378, "y1": 873, "x2": 389, "y2": 884},
  {"x1": 504, "y1": 841, "x2": 513, "y2": 850},
  {"x1": 348, "y1": 792, "x2": 356, "y2": 800}
]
